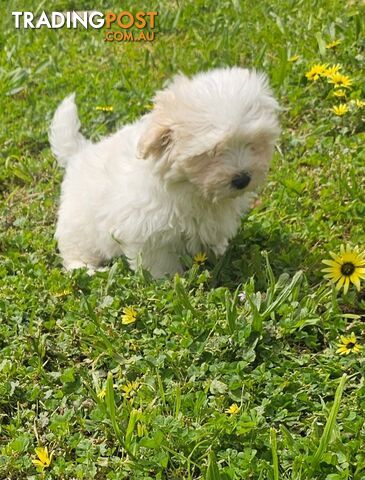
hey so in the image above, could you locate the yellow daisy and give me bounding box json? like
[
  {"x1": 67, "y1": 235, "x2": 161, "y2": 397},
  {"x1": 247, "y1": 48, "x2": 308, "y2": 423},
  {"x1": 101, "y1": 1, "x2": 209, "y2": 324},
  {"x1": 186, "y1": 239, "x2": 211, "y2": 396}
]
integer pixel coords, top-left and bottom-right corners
[
  {"x1": 322, "y1": 244, "x2": 365, "y2": 294},
  {"x1": 355, "y1": 99, "x2": 365, "y2": 108},
  {"x1": 323, "y1": 64, "x2": 342, "y2": 77},
  {"x1": 333, "y1": 89, "x2": 347, "y2": 98},
  {"x1": 327, "y1": 73, "x2": 352, "y2": 89},
  {"x1": 53, "y1": 289, "x2": 72, "y2": 297},
  {"x1": 336, "y1": 332, "x2": 362, "y2": 355},
  {"x1": 97, "y1": 388, "x2": 106, "y2": 400},
  {"x1": 194, "y1": 252, "x2": 208, "y2": 265},
  {"x1": 121, "y1": 306, "x2": 137, "y2": 325},
  {"x1": 305, "y1": 64, "x2": 329, "y2": 81},
  {"x1": 326, "y1": 39, "x2": 342, "y2": 49},
  {"x1": 225, "y1": 403, "x2": 240, "y2": 415},
  {"x1": 121, "y1": 380, "x2": 140, "y2": 399},
  {"x1": 32, "y1": 446, "x2": 54, "y2": 469},
  {"x1": 95, "y1": 106, "x2": 114, "y2": 112},
  {"x1": 332, "y1": 104, "x2": 348, "y2": 116}
]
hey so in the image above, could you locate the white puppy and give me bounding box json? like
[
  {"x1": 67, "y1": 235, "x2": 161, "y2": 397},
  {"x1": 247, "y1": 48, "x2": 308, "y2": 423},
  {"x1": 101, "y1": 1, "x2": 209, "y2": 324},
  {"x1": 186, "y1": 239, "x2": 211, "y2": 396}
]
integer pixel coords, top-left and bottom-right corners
[{"x1": 50, "y1": 67, "x2": 280, "y2": 278}]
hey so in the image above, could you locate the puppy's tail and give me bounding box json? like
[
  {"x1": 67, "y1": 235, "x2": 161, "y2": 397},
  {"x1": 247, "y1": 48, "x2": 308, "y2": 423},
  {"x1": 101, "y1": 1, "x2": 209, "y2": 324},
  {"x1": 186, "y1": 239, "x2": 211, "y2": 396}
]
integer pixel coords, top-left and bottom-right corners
[{"x1": 49, "y1": 93, "x2": 90, "y2": 167}]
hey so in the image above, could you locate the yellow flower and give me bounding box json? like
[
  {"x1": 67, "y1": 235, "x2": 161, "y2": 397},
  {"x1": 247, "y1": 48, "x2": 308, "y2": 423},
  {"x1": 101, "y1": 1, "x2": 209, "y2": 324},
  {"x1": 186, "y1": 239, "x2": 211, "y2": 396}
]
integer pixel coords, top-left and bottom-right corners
[
  {"x1": 121, "y1": 306, "x2": 137, "y2": 325},
  {"x1": 336, "y1": 332, "x2": 362, "y2": 355},
  {"x1": 327, "y1": 73, "x2": 352, "y2": 89},
  {"x1": 289, "y1": 55, "x2": 299, "y2": 62},
  {"x1": 95, "y1": 105, "x2": 114, "y2": 112},
  {"x1": 225, "y1": 403, "x2": 240, "y2": 415},
  {"x1": 97, "y1": 388, "x2": 106, "y2": 400},
  {"x1": 332, "y1": 104, "x2": 348, "y2": 116},
  {"x1": 355, "y1": 99, "x2": 365, "y2": 108},
  {"x1": 32, "y1": 446, "x2": 54, "y2": 469},
  {"x1": 121, "y1": 380, "x2": 140, "y2": 399},
  {"x1": 305, "y1": 64, "x2": 328, "y2": 81},
  {"x1": 323, "y1": 64, "x2": 342, "y2": 77},
  {"x1": 333, "y1": 89, "x2": 346, "y2": 98},
  {"x1": 322, "y1": 244, "x2": 365, "y2": 294},
  {"x1": 194, "y1": 252, "x2": 208, "y2": 265},
  {"x1": 53, "y1": 289, "x2": 72, "y2": 297},
  {"x1": 326, "y1": 39, "x2": 342, "y2": 49}
]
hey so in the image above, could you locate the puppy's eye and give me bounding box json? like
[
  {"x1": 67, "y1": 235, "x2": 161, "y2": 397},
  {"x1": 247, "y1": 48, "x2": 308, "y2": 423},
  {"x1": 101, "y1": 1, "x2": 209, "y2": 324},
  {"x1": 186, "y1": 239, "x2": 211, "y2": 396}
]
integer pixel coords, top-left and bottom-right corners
[
  {"x1": 247, "y1": 143, "x2": 257, "y2": 152},
  {"x1": 249, "y1": 143, "x2": 267, "y2": 154},
  {"x1": 231, "y1": 172, "x2": 251, "y2": 190}
]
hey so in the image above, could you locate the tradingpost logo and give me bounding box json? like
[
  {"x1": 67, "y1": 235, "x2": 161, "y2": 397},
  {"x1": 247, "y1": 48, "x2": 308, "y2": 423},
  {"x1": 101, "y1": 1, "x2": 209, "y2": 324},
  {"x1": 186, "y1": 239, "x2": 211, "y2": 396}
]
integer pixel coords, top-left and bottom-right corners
[{"x1": 11, "y1": 10, "x2": 158, "y2": 42}]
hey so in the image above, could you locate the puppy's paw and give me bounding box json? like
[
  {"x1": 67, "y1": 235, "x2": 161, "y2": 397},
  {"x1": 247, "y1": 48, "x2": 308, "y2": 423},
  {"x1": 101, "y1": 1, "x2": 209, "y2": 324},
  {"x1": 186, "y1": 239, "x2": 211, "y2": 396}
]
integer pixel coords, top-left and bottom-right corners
[
  {"x1": 211, "y1": 241, "x2": 229, "y2": 257},
  {"x1": 64, "y1": 260, "x2": 107, "y2": 275}
]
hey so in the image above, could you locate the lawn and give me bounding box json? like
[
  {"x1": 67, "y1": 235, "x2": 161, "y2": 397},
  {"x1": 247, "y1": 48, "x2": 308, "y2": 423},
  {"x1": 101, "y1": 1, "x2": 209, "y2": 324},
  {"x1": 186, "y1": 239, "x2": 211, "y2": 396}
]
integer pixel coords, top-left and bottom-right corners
[{"x1": 1, "y1": 0, "x2": 365, "y2": 478}]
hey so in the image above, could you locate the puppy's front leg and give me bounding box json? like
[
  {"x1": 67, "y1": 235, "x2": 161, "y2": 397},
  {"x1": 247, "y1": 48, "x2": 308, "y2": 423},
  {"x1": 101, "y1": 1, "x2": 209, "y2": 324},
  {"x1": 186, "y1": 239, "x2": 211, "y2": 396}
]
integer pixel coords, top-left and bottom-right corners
[
  {"x1": 210, "y1": 239, "x2": 229, "y2": 257},
  {"x1": 141, "y1": 247, "x2": 184, "y2": 279}
]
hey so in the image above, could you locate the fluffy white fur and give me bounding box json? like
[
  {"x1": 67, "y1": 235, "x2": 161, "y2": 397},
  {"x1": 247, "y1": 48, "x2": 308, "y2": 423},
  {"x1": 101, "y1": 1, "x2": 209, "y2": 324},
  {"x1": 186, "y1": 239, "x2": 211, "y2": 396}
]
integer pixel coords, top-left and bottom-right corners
[{"x1": 50, "y1": 67, "x2": 280, "y2": 278}]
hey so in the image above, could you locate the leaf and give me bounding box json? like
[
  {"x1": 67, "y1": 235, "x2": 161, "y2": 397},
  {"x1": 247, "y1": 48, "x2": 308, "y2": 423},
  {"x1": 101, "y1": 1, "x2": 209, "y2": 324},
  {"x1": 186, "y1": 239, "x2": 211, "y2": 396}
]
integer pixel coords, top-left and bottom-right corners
[
  {"x1": 225, "y1": 288, "x2": 239, "y2": 333},
  {"x1": 315, "y1": 32, "x2": 326, "y2": 56},
  {"x1": 270, "y1": 428, "x2": 279, "y2": 480},
  {"x1": 139, "y1": 430, "x2": 164, "y2": 449},
  {"x1": 246, "y1": 292, "x2": 263, "y2": 333},
  {"x1": 174, "y1": 274, "x2": 199, "y2": 316},
  {"x1": 253, "y1": 45, "x2": 267, "y2": 68},
  {"x1": 206, "y1": 451, "x2": 221, "y2": 480},
  {"x1": 280, "y1": 424, "x2": 295, "y2": 450},
  {"x1": 262, "y1": 270, "x2": 303, "y2": 319},
  {"x1": 210, "y1": 379, "x2": 228, "y2": 395},
  {"x1": 105, "y1": 372, "x2": 124, "y2": 447},
  {"x1": 125, "y1": 408, "x2": 139, "y2": 451},
  {"x1": 308, "y1": 374, "x2": 347, "y2": 476}
]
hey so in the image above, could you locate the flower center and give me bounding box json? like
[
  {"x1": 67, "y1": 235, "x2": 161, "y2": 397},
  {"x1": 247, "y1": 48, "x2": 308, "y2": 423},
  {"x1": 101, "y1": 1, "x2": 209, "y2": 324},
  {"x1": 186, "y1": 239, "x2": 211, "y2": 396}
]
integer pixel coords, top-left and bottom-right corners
[
  {"x1": 341, "y1": 262, "x2": 355, "y2": 276},
  {"x1": 347, "y1": 342, "x2": 355, "y2": 349}
]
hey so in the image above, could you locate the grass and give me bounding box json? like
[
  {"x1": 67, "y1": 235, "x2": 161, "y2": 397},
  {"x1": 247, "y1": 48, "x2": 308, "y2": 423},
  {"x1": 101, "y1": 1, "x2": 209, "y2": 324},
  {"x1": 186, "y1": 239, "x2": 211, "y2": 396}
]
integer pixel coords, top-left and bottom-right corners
[{"x1": 1, "y1": 0, "x2": 365, "y2": 478}]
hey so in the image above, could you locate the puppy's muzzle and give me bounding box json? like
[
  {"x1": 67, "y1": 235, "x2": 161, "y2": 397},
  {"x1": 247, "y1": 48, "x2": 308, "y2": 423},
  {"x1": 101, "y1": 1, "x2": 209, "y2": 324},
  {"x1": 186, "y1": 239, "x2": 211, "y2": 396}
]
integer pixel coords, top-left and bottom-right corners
[{"x1": 231, "y1": 172, "x2": 251, "y2": 190}]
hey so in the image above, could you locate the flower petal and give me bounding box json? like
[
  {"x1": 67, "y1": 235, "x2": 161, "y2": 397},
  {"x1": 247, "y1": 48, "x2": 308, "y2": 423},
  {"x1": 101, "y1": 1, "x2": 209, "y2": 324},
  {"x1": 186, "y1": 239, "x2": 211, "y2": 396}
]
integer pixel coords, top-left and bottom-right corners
[
  {"x1": 323, "y1": 272, "x2": 342, "y2": 282},
  {"x1": 35, "y1": 447, "x2": 49, "y2": 464},
  {"x1": 343, "y1": 277, "x2": 350, "y2": 295},
  {"x1": 355, "y1": 268, "x2": 365, "y2": 279},
  {"x1": 336, "y1": 276, "x2": 345, "y2": 290},
  {"x1": 322, "y1": 259, "x2": 340, "y2": 267},
  {"x1": 350, "y1": 274, "x2": 361, "y2": 291},
  {"x1": 343, "y1": 277, "x2": 350, "y2": 294}
]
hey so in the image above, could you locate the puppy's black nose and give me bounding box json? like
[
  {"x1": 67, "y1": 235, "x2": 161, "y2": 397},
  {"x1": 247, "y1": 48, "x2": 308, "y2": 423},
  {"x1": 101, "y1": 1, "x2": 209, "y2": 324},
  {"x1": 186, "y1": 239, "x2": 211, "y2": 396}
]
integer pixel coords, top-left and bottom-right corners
[{"x1": 231, "y1": 172, "x2": 251, "y2": 190}]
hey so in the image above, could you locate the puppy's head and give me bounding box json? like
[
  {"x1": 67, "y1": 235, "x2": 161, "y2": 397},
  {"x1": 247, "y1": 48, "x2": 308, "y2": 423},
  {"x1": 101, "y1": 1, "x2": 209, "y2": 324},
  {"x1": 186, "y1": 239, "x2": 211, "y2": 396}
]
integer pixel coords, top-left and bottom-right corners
[{"x1": 137, "y1": 67, "x2": 280, "y2": 201}]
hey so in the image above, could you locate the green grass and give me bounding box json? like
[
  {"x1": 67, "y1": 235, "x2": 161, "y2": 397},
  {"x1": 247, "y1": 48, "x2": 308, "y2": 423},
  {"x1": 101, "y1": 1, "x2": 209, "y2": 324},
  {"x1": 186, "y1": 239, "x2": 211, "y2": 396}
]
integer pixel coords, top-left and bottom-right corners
[{"x1": 1, "y1": 0, "x2": 365, "y2": 478}]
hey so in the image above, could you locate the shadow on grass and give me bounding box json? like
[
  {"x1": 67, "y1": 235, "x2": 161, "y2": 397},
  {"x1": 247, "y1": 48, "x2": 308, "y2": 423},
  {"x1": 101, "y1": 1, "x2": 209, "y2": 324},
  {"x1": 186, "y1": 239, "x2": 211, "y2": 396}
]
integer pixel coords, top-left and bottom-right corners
[
  {"x1": 210, "y1": 220, "x2": 317, "y2": 290},
  {"x1": 56, "y1": 220, "x2": 319, "y2": 294}
]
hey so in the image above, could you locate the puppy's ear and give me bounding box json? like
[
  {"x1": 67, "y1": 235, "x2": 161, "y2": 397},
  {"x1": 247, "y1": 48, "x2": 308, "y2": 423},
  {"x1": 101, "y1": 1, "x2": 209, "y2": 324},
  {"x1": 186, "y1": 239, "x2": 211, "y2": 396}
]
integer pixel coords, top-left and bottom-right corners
[
  {"x1": 137, "y1": 125, "x2": 173, "y2": 160},
  {"x1": 137, "y1": 88, "x2": 177, "y2": 161}
]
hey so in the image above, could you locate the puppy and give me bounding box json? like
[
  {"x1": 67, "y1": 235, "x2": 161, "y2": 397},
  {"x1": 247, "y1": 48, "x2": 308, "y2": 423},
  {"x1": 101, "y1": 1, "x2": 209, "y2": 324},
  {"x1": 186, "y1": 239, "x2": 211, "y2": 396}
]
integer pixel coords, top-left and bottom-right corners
[{"x1": 50, "y1": 67, "x2": 280, "y2": 278}]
